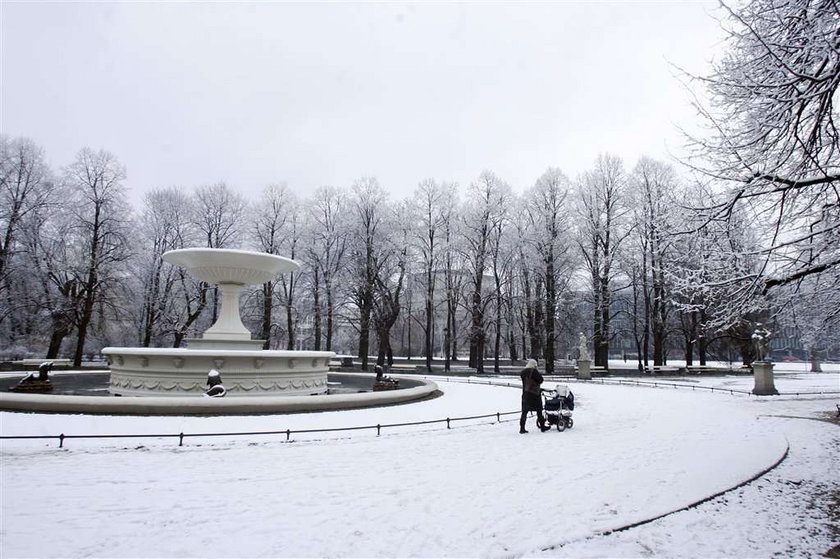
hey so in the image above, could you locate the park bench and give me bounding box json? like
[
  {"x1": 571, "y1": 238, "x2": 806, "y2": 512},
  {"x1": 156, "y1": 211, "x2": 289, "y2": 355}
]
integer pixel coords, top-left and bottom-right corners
[
  {"x1": 334, "y1": 355, "x2": 356, "y2": 367},
  {"x1": 646, "y1": 366, "x2": 681, "y2": 375},
  {"x1": 13, "y1": 358, "x2": 72, "y2": 367}
]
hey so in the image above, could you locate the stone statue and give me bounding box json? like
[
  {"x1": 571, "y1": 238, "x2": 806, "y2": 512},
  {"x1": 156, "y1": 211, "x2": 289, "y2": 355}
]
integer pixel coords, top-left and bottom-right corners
[
  {"x1": 11, "y1": 362, "x2": 53, "y2": 393},
  {"x1": 578, "y1": 333, "x2": 590, "y2": 361},
  {"x1": 204, "y1": 369, "x2": 227, "y2": 397},
  {"x1": 752, "y1": 326, "x2": 771, "y2": 362},
  {"x1": 35, "y1": 361, "x2": 52, "y2": 381},
  {"x1": 372, "y1": 364, "x2": 399, "y2": 391}
]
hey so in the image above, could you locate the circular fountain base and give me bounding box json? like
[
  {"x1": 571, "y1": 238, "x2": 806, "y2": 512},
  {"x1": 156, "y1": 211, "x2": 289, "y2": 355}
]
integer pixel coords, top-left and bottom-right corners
[
  {"x1": 102, "y1": 347, "x2": 334, "y2": 397},
  {"x1": 0, "y1": 373, "x2": 440, "y2": 415}
]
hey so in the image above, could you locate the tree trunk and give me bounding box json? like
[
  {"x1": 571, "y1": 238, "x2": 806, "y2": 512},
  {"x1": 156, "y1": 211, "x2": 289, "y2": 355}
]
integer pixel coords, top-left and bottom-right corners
[
  {"x1": 406, "y1": 312, "x2": 412, "y2": 360},
  {"x1": 376, "y1": 327, "x2": 387, "y2": 366},
  {"x1": 425, "y1": 277, "x2": 433, "y2": 372},
  {"x1": 642, "y1": 256, "x2": 651, "y2": 368},
  {"x1": 325, "y1": 280, "x2": 334, "y2": 351},
  {"x1": 444, "y1": 305, "x2": 452, "y2": 372},
  {"x1": 358, "y1": 291, "x2": 372, "y2": 371},
  {"x1": 598, "y1": 276, "x2": 610, "y2": 368},
  {"x1": 46, "y1": 316, "x2": 71, "y2": 359},
  {"x1": 141, "y1": 260, "x2": 163, "y2": 347},
  {"x1": 285, "y1": 273, "x2": 295, "y2": 350},
  {"x1": 684, "y1": 334, "x2": 694, "y2": 366},
  {"x1": 684, "y1": 311, "x2": 698, "y2": 366},
  {"x1": 73, "y1": 290, "x2": 94, "y2": 367},
  {"x1": 173, "y1": 284, "x2": 207, "y2": 348},
  {"x1": 544, "y1": 260, "x2": 556, "y2": 375},
  {"x1": 469, "y1": 285, "x2": 485, "y2": 372},
  {"x1": 632, "y1": 270, "x2": 644, "y2": 372},
  {"x1": 261, "y1": 281, "x2": 273, "y2": 350},
  {"x1": 313, "y1": 268, "x2": 322, "y2": 351},
  {"x1": 451, "y1": 314, "x2": 459, "y2": 362},
  {"x1": 493, "y1": 302, "x2": 501, "y2": 373}
]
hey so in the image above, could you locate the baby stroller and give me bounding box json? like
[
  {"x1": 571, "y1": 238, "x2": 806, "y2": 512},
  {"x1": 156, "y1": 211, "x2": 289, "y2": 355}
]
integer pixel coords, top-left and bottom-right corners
[{"x1": 542, "y1": 384, "x2": 574, "y2": 431}]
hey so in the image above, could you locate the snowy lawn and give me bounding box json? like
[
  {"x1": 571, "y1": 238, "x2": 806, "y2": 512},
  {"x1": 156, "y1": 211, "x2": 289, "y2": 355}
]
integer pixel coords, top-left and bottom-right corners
[{"x1": 1, "y1": 373, "x2": 837, "y2": 557}]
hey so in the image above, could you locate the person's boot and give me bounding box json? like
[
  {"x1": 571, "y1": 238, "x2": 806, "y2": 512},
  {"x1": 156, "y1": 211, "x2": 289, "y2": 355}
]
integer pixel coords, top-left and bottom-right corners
[
  {"x1": 519, "y1": 425, "x2": 528, "y2": 434},
  {"x1": 539, "y1": 422, "x2": 550, "y2": 432}
]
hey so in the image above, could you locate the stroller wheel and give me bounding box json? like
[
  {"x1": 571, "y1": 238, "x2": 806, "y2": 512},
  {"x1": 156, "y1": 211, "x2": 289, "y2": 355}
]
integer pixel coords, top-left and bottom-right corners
[
  {"x1": 557, "y1": 419, "x2": 567, "y2": 432},
  {"x1": 566, "y1": 418, "x2": 574, "y2": 429}
]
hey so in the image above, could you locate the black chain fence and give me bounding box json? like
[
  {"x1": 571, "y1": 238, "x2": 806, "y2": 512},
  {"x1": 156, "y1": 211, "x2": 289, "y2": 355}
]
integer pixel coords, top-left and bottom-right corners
[{"x1": 1, "y1": 409, "x2": 523, "y2": 448}]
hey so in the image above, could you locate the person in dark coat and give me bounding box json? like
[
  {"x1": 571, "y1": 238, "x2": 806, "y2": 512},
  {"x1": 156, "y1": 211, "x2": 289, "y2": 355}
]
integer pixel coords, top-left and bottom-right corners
[{"x1": 520, "y1": 359, "x2": 549, "y2": 433}]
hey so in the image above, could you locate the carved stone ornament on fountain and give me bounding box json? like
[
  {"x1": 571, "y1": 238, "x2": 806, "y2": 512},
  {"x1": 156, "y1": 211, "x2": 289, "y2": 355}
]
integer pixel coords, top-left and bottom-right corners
[{"x1": 102, "y1": 248, "x2": 335, "y2": 397}]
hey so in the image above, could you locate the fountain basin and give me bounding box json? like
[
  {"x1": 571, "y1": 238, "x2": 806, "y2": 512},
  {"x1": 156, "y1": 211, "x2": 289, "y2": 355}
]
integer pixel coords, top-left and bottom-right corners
[
  {"x1": 0, "y1": 374, "x2": 439, "y2": 415},
  {"x1": 103, "y1": 347, "x2": 334, "y2": 397}
]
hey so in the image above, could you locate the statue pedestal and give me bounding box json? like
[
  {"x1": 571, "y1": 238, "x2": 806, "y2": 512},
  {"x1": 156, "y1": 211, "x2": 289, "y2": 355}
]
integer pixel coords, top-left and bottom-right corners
[
  {"x1": 752, "y1": 361, "x2": 778, "y2": 395},
  {"x1": 577, "y1": 359, "x2": 591, "y2": 380},
  {"x1": 10, "y1": 379, "x2": 53, "y2": 393},
  {"x1": 373, "y1": 378, "x2": 400, "y2": 391}
]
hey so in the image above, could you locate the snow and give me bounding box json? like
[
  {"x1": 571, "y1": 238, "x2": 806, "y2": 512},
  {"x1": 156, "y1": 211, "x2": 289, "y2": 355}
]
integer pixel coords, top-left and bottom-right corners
[{"x1": 1, "y1": 369, "x2": 838, "y2": 557}]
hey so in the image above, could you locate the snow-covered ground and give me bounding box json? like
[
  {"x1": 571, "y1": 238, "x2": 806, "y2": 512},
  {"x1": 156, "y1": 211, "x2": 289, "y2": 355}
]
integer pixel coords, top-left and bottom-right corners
[{"x1": 1, "y1": 369, "x2": 838, "y2": 558}]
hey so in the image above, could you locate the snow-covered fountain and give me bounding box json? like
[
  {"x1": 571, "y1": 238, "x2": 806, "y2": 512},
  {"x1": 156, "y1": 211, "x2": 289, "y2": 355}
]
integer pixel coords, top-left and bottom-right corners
[{"x1": 103, "y1": 248, "x2": 335, "y2": 397}]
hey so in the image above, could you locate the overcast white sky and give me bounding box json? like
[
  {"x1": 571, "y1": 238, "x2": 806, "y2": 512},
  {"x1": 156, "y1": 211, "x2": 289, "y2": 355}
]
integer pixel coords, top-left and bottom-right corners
[{"x1": 1, "y1": 1, "x2": 726, "y2": 204}]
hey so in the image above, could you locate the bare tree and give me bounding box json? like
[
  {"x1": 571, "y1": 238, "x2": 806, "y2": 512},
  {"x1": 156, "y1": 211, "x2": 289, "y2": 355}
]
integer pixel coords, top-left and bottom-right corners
[
  {"x1": 372, "y1": 201, "x2": 409, "y2": 366},
  {"x1": 777, "y1": 273, "x2": 836, "y2": 371},
  {"x1": 348, "y1": 177, "x2": 389, "y2": 370},
  {"x1": 577, "y1": 154, "x2": 632, "y2": 369},
  {"x1": 462, "y1": 171, "x2": 510, "y2": 373},
  {"x1": 487, "y1": 202, "x2": 510, "y2": 373},
  {"x1": 193, "y1": 182, "x2": 246, "y2": 249},
  {"x1": 670, "y1": 182, "x2": 766, "y2": 363},
  {"x1": 441, "y1": 185, "x2": 463, "y2": 371},
  {"x1": 251, "y1": 183, "x2": 301, "y2": 349},
  {"x1": 14, "y1": 188, "x2": 77, "y2": 358},
  {"x1": 684, "y1": 0, "x2": 840, "y2": 312},
  {"x1": 63, "y1": 148, "x2": 132, "y2": 366},
  {"x1": 0, "y1": 136, "x2": 53, "y2": 296},
  {"x1": 192, "y1": 182, "x2": 246, "y2": 329},
  {"x1": 412, "y1": 179, "x2": 450, "y2": 372},
  {"x1": 626, "y1": 157, "x2": 680, "y2": 367},
  {"x1": 306, "y1": 186, "x2": 348, "y2": 351},
  {"x1": 526, "y1": 168, "x2": 572, "y2": 374},
  {"x1": 135, "y1": 187, "x2": 195, "y2": 347},
  {"x1": 510, "y1": 203, "x2": 543, "y2": 362}
]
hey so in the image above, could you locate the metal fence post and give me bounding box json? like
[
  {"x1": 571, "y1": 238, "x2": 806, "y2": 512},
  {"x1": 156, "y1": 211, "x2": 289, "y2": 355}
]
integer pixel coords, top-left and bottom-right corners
[
  {"x1": 59, "y1": 433, "x2": 64, "y2": 448},
  {"x1": 179, "y1": 432, "x2": 184, "y2": 447}
]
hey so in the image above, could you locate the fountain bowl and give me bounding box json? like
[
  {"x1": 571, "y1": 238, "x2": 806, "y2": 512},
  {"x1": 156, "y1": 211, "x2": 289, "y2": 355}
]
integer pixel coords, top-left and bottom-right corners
[{"x1": 162, "y1": 248, "x2": 299, "y2": 285}]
